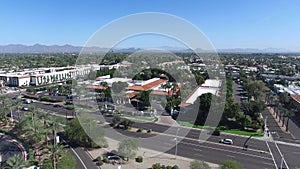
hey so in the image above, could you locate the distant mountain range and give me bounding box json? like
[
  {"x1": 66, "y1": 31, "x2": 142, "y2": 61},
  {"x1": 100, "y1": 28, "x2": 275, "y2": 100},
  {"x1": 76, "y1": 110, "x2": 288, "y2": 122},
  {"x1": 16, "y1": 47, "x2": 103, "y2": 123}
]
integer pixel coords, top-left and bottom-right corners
[{"x1": 0, "y1": 44, "x2": 296, "y2": 54}]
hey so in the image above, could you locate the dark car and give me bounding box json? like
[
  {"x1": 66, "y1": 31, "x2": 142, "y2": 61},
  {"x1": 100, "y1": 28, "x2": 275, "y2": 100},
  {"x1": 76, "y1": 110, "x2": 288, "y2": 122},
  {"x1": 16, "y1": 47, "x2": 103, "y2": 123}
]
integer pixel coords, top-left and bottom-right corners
[
  {"x1": 212, "y1": 130, "x2": 221, "y2": 136},
  {"x1": 204, "y1": 129, "x2": 221, "y2": 136}
]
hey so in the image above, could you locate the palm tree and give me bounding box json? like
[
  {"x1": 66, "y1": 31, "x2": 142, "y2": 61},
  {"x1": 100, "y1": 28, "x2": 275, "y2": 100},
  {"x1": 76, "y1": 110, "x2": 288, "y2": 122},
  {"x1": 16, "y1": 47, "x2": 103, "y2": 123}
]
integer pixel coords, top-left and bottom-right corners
[
  {"x1": 11, "y1": 100, "x2": 22, "y2": 121},
  {"x1": 18, "y1": 112, "x2": 45, "y2": 143},
  {"x1": 274, "y1": 100, "x2": 280, "y2": 119},
  {"x1": 49, "y1": 119, "x2": 62, "y2": 169},
  {"x1": 39, "y1": 111, "x2": 51, "y2": 146},
  {"x1": 285, "y1": 110, "x2": 295, "y2": 132},
  {"x1": 3, "y1": 154, "x2": 26, "y2": 169},
  {"x1": 46, "y1": 144, "x2": 65, "y2": 169},
  {"x1": 0, "y1": 95, "x2": 9, "y2": 125}
]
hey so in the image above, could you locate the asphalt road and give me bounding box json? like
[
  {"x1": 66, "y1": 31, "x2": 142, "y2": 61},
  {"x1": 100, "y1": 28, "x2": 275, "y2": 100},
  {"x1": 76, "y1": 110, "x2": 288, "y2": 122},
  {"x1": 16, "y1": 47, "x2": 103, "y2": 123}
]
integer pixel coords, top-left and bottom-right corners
[
  {"x1": 104, "y1": 124, "x2": 274, "y2": 169},
  {"x1": 10, "y1": 94, "x2": 300, "y2": 169}
]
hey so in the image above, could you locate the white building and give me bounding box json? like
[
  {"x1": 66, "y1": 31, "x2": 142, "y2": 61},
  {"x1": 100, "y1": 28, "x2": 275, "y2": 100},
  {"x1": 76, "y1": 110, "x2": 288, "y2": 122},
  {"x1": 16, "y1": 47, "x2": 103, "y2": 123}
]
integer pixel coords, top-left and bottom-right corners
[{"x1": 0, "y1": 66, "x2": 91, "y2": 87}]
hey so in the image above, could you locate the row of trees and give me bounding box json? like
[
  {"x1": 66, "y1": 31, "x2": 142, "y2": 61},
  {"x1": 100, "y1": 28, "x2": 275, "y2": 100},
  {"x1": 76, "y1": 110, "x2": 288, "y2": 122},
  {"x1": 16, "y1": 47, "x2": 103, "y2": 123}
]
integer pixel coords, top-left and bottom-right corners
[
  {"x1": 16, "y1": 106, "x2": 75, "y2": 169},
  {"x1": 0, "y1": 94, "x2": 76, "y2": 169},
  {"x1": 266, "y1": 92, "x2": 295, "y2": 132}
]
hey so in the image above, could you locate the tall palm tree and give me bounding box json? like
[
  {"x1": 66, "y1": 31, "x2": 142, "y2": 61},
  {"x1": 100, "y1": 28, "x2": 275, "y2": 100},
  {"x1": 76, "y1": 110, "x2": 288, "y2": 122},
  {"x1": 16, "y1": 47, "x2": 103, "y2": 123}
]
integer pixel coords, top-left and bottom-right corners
[
  {"x1": 49, "y1": 119, "x2": 62, "y2": 169},
  {"x1": 18, "y1": 113, "x2": 44, "y2": 143},
  {"x1": 3, "y1": 154, "x2": 26, "y2": 169},
  {"x1": 285, "y1": 110, "x2": 295, "y2": 132},
  {"x1": 0, "y1": 95, "x2": 10, "y2": 125},
  {"x1": 46, "y1": 144, "x2": 65, "y2": 169},
  {"x1": 39, "y1": 111, "x2": 51, "y2": 146},
  {"x1": 11, "y1": 100, "x2": 22, "y2": 121}
]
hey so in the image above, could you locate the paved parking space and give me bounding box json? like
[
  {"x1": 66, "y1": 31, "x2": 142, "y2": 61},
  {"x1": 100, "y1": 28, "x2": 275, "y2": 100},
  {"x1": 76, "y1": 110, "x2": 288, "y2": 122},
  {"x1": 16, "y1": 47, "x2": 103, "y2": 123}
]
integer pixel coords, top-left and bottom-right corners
[{"x1": 0, "y1": 135, "x2": 24, "y2": 163}]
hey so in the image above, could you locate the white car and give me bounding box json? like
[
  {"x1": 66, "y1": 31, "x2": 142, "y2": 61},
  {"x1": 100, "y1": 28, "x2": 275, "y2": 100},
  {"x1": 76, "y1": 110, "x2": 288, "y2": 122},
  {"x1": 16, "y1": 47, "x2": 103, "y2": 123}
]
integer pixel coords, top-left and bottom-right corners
[
  {"x1": 22, "y1": 107, "x2": 29, "y2": 111},
  {"x1": 219, "y1": 139, "x2": 233, "y2": 145}
]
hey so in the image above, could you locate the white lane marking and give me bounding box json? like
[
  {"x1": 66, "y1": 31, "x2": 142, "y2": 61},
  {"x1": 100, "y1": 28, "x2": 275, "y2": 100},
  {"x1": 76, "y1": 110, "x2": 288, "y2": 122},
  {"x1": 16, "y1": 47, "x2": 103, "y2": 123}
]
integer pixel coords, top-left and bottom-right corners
[
  {"x1": 84, "y1": 150, "x2": 100, "y2": 169},
  {"x1": 263, "y1": 162, "x2": 276, "y2": 166},
  {"x1": 266, "y1": 141, "x2": 278, "y2": 169},
  {"x1": 180, "y1": 141, "x2": 272, "y2": 160},
  {"x1": 61, "y1": 139, "x2": 88, "y2": 169},
  {"x1": 70, "y1": 147, "x2": 88, "y2": 169},
  {"x1": 194, "y1": 149, "x2": 202, "y2": 152},
  {"x1": 274, "y1": 141, "x2": 289, "y2": 169},
  {"x1": 276, "y1": 141, "x2": 300, "y2": 148},
  {"x1": 194, "y1": 153, "x2": 203, "y2": 157},
  {"x1": 226, "y1": 155, "x2": 235, "y2": 158},
  {"x1": 163, "y1": 142, "x2": 174, "y2": 146}
]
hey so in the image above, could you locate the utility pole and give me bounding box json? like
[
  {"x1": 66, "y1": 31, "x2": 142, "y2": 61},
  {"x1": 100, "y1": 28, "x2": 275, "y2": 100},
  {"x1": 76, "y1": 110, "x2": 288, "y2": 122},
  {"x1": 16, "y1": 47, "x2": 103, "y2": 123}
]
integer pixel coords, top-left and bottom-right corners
[
  {"x1": 175, "y1": 128, "x2": 180, "y2": 159},
  {"x1": 265, "y1": 116, "x2": 268, "y2": 135},
  {"x1": 280, "y1": 155, "x2": 284, "y2": 169}
]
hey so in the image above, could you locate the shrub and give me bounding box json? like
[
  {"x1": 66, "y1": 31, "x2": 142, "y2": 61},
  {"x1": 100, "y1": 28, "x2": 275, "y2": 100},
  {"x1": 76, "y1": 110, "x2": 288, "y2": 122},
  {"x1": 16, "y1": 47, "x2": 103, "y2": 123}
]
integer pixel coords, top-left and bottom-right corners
[
  {"x1": 97, "y1": 160, "x2": 103, "y2": 166},
  {"x1": 217, "y1": 126, "x2": 228, "y2": 130},
  {"x1": 102, "y1": 157, "x2": 109, "y2": 163},
  {"x1": 137, "y1": 128, "x2": 144, "y2": 132},
  {"x1": 172, "y1": 165, "x2": 179, "y2": 169},
  {"x1": 136, "y1": 156, "x2": 143, "y2": 163},
  {"x1": 162, "y1": 165, "x2": 166, "y2": 169},
  {"x1": 190, "y1": 160, "x2": 211, "y2": 169},
  {"x1": 147, "y1": 129, "x2": 152, "y2": 133},
  {"x1": 220, "y1": 160, "x2": 242, "y2": 169},
  {"x1": 96, "y1": 156, "x2": 102, "y2": 162},
  {"x1": 166, "y1": 166, "x2": 173, "y2": 169},
  {"x1": 152, "y1": 163, "x2": 161, "y2": 169}
]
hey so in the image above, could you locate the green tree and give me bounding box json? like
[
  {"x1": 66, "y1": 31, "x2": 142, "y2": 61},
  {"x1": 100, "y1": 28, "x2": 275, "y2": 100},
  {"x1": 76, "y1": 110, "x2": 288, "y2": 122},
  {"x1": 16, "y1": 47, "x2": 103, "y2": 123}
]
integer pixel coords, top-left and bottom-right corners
[
  {"x1": 189, "y1": 160, "x2": 211, "y2": 169},
  {"x1": 136, "y1": 90, "x2": 152, "y2": 107},
  {"x1": 246, "y1": 81, "x2": 268, "y2": 100},
  {"x1": 112, "y1": 81, "x2": 128, "y2": 93},
  {"x1": 278, "y1": 92, "x2": 290, "y2": 107},
  {"x1": 220, "y1": 160, "x2": 242, "y2": 169},
  {"x1": 65, "y1": 118, "x2": 106, "y2": 148},
  {"x1": 117, "y1": 138, "x2": 140, "y2": 160}
]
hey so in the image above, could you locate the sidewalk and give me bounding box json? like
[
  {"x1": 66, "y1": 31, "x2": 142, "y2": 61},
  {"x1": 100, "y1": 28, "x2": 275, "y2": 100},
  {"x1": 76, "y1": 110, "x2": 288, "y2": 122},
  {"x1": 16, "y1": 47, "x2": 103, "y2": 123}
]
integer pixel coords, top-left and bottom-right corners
[
  {"x1": 262, "y1": 107, "x2": 295, "y2": 140},
  {"x1": 88, "y1": 137, "x2": 219, "y2": 169}
]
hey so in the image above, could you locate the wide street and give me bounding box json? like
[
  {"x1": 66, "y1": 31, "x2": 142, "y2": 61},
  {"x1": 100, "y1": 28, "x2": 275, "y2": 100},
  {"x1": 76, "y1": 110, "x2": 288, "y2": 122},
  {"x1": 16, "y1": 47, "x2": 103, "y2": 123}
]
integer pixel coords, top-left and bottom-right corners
[{"x1": 6, "y1": 92, "x2": 300, "y2": 169}]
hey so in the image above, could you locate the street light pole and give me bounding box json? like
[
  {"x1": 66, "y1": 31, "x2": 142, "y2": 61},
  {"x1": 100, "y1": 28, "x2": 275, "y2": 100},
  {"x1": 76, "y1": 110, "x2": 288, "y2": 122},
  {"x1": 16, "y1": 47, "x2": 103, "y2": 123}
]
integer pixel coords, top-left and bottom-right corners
[
  {"x1": 280, "y1": 155, "x2": 284, "y2": 169},
  {"x1": 175, "y1": 128, "x2": 180, "y2": 159},
  {"x1": 264, "y1": 116, "x2": 268, "y2": 136}
]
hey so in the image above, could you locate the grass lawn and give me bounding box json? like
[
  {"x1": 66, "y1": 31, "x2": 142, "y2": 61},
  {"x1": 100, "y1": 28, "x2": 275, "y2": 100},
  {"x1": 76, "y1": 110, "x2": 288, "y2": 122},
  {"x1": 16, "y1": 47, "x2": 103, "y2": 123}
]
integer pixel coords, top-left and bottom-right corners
[
  {"x1": 178, "y1": 121, "x2": 216, "y2": 130},
  {"x1": 221, "y1": 129, "x2": 264, "y2": 137},
  {"x1": 178, "y1": 121, "x2": 263, "y2": 137},
  {"x1": 120, "y1": 114, "x2": 158, "y2": 122}
]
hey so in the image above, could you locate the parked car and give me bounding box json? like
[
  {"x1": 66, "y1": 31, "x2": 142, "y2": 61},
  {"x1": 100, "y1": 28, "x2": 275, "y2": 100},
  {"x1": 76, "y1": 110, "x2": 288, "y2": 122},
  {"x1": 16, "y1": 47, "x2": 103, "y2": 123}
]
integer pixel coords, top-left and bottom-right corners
[
  {"x1": 212, "y1": 130, "x2": 221, "y2": 136},
  {"x1": 22, "y1": 107, "x2": 29, "y2": 111},
  {"x1": 204, "y1": 128, "x2": 221, "y2": 136},
  {"x1": 219, "y1": 138, "x2": 233, "y2": 145},
  {"x1": 24, "y1": 99, "x2": 32, "y2": 104}
]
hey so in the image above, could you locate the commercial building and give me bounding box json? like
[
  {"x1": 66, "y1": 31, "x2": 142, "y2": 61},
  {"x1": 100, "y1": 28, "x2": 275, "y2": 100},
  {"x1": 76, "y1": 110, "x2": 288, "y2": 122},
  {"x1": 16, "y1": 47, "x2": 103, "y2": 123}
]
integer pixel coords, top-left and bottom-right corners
[
  {"x1": 179, "y1": 79, "x2": 222, "y2": 107},
  {"x1": 0, "y1": 66, "x2": 91, "y2": 87}
]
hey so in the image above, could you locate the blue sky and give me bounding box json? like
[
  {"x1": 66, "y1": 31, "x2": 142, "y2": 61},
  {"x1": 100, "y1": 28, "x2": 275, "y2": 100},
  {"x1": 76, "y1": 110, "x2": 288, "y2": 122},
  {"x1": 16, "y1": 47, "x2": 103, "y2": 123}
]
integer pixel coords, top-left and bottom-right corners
[{"x1": 1, "y1": 0, "x2": 300, "y2": 51}]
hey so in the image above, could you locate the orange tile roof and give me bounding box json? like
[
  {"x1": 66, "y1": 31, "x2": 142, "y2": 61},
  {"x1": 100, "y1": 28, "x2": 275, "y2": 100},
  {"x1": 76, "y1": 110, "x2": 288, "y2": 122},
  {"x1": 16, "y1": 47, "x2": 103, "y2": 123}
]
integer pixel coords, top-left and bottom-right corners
[
  {"x1": 127, "y1": 79, "x2": 167, "y2": 91},
  {"x1": 152, "y1": 90, "x2": 174, "y2": 96},
  {"x1": 292, "y1": 95, "x2": 300, "y2": 104},
  {"x1": 143, "y1": 79, "x2": 167, "y2": 90},
  {"x1": 127, "y1": 85, "x2": 145, "y2": 91},
  {"x1": 128, "y1": 92, "x2": 135, "y2": 98},
  {"x1": 86, "y1": 85, "x2": 107, "y2": 90}
]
